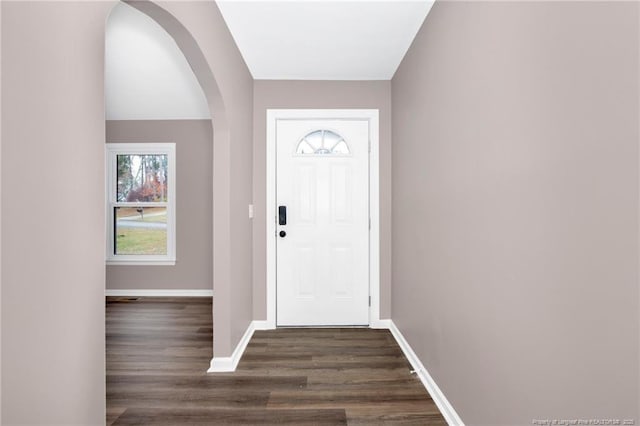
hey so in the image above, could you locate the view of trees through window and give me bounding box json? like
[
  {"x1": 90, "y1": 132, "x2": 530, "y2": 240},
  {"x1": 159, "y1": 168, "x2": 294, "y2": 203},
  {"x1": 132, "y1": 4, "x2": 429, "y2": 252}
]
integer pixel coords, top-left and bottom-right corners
[
  {"x1": 117, "y1": 154, "x2": 168, "y2": 202},
  {"x1": 115, "y1": 154, "x2": 168, "y2": 255}
]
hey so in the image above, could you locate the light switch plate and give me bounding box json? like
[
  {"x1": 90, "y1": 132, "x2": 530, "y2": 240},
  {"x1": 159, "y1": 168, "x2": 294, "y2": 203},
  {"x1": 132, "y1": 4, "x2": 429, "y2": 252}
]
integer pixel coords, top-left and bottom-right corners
[{"x1": 248, "y1": 204, "x2": 254, "y2": 219}]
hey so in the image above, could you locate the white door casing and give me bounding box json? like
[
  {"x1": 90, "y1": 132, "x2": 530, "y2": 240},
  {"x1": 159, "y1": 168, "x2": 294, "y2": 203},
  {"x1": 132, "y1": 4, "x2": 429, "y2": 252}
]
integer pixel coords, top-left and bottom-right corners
[
  {"x1": 266, "y1": 109, "x2": 380, "y2": 328},
  {"x1": 276, "y1": 120, "x2": 369, "y2": 326}
]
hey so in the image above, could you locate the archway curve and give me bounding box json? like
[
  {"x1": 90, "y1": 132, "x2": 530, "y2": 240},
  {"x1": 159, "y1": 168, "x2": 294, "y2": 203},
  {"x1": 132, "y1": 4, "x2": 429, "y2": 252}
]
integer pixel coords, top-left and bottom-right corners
[
  {"x1": 122, "y1": 0, "x2": 228, "y2": 133},
  {"x1": 105, "y1": 0, "x2": 234, "y2": 361}
]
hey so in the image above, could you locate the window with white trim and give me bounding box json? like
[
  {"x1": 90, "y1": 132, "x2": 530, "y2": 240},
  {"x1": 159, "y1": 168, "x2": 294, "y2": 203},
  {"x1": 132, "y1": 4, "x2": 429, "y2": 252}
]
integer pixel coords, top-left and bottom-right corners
[{"x1": 106, "y1": 143, "x2": 176, "y2": 265}]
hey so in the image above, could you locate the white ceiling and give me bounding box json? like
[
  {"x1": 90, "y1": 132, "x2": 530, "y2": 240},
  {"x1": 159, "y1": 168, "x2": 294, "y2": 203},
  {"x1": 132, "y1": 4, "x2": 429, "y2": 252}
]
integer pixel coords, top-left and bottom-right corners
[
  {"x1": 106, "y1": 2, "x2": 210, "y2": 120},
  {"x1": 216, "y1": 0, "x2": 434, "y2": 80},
  {"x1": 105, "y1": 1, "x2": 434, "y2": 120}
]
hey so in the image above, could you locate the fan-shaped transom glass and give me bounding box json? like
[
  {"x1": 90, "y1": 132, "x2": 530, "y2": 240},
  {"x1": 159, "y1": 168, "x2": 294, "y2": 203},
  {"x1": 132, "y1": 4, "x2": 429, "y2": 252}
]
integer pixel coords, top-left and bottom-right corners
[{"x1": 296, "y1": 130, "x2": 350, "y2": 155}]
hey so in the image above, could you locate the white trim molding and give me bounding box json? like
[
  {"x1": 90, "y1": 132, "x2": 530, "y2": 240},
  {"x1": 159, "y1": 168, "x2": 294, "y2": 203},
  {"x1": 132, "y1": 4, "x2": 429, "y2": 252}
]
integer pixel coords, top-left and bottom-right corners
[
  {"x1": 369, "y1": 319, "x2": 392, "y2": 329},
  {"x1": 208, "y1": 321, "x2": 259, "y2": 372},
  {"x1": 266, "y1": 109, "x2": 380, "y2": 329},
  {"x1": 387, "y1": 321, "x2": 465, "y2": 426},
  {"x1": 105, "y1": 142, "x2": 177, "y2": 266},
  {"x1": 252, "y1": 320, "x2": 272, "y2": 331},
  {"x1": 105, "y1": 289, "x2": 213, "y2": 297}
]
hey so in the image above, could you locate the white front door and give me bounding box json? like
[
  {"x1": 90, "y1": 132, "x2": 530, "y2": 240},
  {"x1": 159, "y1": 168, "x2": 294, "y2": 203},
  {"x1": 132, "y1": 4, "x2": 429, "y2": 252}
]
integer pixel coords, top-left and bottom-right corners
[{"x1": 276, "y1": 119, "x2": 369, "y2": 326}]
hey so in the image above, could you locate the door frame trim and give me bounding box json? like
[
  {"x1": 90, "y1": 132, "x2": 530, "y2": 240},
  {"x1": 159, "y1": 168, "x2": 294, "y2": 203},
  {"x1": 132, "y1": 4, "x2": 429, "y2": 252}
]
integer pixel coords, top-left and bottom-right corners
[{"x1": 266, "y1": 109, "x2": 380, "y2": 328}]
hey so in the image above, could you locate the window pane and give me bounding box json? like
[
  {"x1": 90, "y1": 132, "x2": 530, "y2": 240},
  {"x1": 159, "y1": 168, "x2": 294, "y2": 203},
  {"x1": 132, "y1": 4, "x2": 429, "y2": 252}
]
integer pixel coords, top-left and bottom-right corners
[
  {"x1": 332, "y1": 140, "x2": 349, "y2": 154},
  {"x1": 304, "y1": 130, "x2": 323, "y2": 151},
  {"x1": 114, "y1": 207, "x2": 167, "y2": 255},
  {"x1": 324, "y1": 130, "x2": 342, "y2": 147},
  {"x1": 298, "y1": 141, "x2": 314, "y2": 154},
  {"x1": 295, "y1": 130, "x2": 350, "y2": 155},
  {"x1": 117, "y1": 154, "x2": 168, "y2": 202}
]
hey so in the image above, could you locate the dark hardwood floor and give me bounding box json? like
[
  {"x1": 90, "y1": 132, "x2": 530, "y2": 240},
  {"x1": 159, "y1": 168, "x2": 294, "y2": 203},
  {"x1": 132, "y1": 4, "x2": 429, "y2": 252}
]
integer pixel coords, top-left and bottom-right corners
[{"x1": 106, "y1": 296, "x2": 447, "y2": 425}]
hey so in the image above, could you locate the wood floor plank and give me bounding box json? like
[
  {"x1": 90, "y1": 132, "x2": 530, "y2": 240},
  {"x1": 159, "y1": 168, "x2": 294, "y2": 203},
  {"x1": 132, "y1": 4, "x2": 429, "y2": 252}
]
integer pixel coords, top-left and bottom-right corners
[
  {"x1": 106, "y1": 406, "x2": 127, "y2": 426},
  {"x1": 113, "y1": 408, "x2": 348, "y2": 425},
  {"x1": 106, "y1": 296, "x2": 447, "y2": 425},
  {"x1": 346, "y1": 407, "x2": 448, "y2": 426},
  {"x1": 267, "y1": 388, "x2": 435, "y2": 409},
  {"x1": 107, "y1": 374, "x2": 307, "y2": 390}
]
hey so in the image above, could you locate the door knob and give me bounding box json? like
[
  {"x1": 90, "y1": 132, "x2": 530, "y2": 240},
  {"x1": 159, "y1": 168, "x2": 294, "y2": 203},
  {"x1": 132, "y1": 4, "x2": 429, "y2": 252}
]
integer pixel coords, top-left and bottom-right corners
[{"x1": 279, "y1": 230, "x2": 286, "y2": 238}]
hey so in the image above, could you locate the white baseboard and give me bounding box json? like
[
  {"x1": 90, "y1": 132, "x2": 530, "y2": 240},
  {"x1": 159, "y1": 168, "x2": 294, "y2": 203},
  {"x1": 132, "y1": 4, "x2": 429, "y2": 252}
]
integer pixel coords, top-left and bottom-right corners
[
  {"x1": 370, "y1": 318, "x2": 392, "y2": 329},
  {"x1": 252, "y1": 320, "x2": 274, "y2": 330},
  {"x1": 105, "y1": 289, "x2": 213, "y2": 297},
  {"x1": 207, "y1": 321, "x2": 258, "y2": 372},
  {"x1": 387, "y1": 320, "x2": 465, "y2": 426}
]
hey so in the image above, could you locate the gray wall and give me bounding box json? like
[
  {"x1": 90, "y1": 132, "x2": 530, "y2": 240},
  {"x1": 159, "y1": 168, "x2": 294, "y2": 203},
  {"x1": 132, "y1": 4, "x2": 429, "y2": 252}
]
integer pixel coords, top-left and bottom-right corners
[
  {"x1": 391, "y1": 2, "x2": 639, "y2": 425},
  {"x1": 252, "y1": 80, "x2": 392, "y2": 320},
  {"x1": 144, "y1": 1, "x2": 254, "y2": 358},
  {"x1": 1, "y1": 1, "x2": 114, "y2": 424},
  {"x1": 1, "y1": 0, "x2": 253, "y2": 422},
  {"x1": 106, "y1": 119, "x2": 213, "y2": 291}
]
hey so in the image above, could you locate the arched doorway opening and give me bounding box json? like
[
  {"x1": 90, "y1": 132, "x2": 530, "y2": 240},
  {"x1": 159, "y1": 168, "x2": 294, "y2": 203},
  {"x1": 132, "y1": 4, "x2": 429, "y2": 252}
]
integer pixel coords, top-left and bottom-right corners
[{"x1": 104, "y1": 0, "x2": 227, "y2": 369}]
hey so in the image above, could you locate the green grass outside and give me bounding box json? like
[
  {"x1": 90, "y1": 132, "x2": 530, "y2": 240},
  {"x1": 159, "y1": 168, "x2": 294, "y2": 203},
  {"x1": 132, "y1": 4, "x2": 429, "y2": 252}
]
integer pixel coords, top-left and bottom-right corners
[{"x1": 116, "y1": 228, "x2": 167, "y2": 255}]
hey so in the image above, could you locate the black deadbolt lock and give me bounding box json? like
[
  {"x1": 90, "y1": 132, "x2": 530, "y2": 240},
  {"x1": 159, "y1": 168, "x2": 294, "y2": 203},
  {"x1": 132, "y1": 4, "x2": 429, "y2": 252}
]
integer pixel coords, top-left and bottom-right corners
[
  {"x1": 278, "y1": 206, "x2": 287, "y2": 225},
  {"x1": 279, "y1": 230, "x2": 286, "y2": 238}
]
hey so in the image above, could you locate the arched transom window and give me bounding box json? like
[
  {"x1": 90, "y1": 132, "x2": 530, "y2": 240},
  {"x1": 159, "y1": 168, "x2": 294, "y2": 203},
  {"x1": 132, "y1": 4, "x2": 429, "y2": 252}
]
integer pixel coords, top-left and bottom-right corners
[{"x1": 296, "y1": 130, "x2": 350, "y2": 155}]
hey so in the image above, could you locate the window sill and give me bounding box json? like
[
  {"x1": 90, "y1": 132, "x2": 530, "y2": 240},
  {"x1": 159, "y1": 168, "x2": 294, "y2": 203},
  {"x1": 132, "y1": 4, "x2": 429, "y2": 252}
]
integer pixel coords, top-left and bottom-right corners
[{"x1": 106, "y1": 259, "x2": 176, "y2": 266}]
